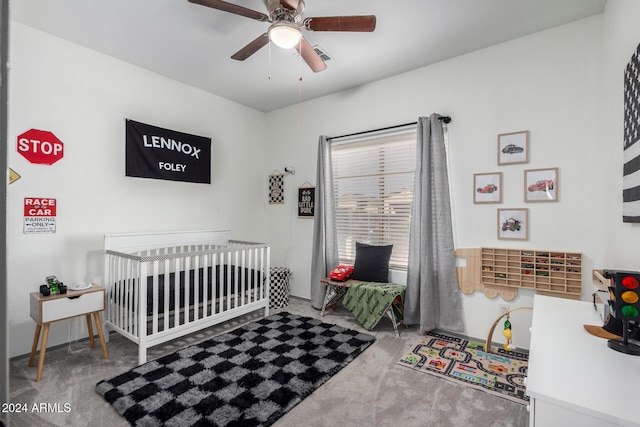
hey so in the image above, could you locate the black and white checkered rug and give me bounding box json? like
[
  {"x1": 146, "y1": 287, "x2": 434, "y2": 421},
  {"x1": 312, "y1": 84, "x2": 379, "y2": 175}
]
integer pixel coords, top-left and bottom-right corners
[{"x1": 96, "y1": 312, "x2": 375, "y2": 426}]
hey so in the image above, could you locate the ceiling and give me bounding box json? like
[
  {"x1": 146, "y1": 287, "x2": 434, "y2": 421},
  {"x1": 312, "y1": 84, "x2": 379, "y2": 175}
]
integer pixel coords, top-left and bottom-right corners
[{"x1": 12, "y1": 0, "x2": 606, "y2": 112}]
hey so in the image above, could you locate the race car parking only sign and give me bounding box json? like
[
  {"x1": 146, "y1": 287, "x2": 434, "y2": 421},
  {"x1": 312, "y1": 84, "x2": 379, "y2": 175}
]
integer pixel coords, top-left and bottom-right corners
[{"x1": 24, "y1": 197, "x2": 56, "y2": 234}]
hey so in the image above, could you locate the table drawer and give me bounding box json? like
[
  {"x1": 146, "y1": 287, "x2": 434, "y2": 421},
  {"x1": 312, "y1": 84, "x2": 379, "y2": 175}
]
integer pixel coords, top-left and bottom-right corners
[{"x1": 40, "y1": 291, "x2": 104, "y2": 323}]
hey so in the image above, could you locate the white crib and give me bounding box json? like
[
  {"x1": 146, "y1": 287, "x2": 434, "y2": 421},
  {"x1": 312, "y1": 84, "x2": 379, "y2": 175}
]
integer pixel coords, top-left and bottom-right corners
[{"x1": 104, "y1": 229, "x2": 270, "y2": 364}]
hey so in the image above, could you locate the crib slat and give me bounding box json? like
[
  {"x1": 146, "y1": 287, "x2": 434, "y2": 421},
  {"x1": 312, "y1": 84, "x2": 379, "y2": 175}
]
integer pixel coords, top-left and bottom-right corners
[
  {"x1": 265, "y1": 246, "x2": 270, "y2": 316},
  {"x1": 232, "y1": 251, "x2": 237, "y2": 309},
  {"x1": 109, "y1": 254, "x2": 117, "y2": 328},
  {"x1": 152, "y1": 258, "x2": 159, "y2": 335},
  {"x1": 240, "y1": 249, "x2": 246, "y2": 306},
  {"x1": 194, "y1": 254, "x2": 200, "y2": 322},
  {"x1": 171, "y1": 251, "x2": 177, "y2": 329},
  {"x1": 132, "y1": 259, "x2": 138, "y2": 337},
  {"x1": 118, "y1": 256, "x2": 125, "y2": 330},
  {"x1": 124, "y1": 258, "x2": 130, "y2": 333},
  {"x1": 217, "y1": 252, "x2": 223, "y2": 315},
  {"x1": 245, "y1": 249, "x2": 251, "y2": 304},
  {"x1": 122, "y1": 258, "x2": 128, "y2": 333},
  {"x1": 139, "y1": 260, "x2": 148, "y2": 363},
  {"x1": 228, "y1": 253, "x2": 233, "y2": 310},
  {"x1": 111, "y1": 255, "x2": 118, "y2": 328},
  {"x1": 184, "y1": 255, "x2": 191, "y2": 326},
  {"x1": 252, "y1": 247, "x2": 257, "y2": 303},
  {"x1": 203, "y1": 252, "x2": 210, "y2": 319},
  {"x1": 163, "y1": 257, "x2": 170, "y2": 331}
]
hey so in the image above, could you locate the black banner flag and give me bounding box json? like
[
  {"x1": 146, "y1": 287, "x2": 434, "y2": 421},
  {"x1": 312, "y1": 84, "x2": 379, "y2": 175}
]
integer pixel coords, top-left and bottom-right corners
[{"x1": 126, "y1": 119, "x2": 211, "y2": 184}]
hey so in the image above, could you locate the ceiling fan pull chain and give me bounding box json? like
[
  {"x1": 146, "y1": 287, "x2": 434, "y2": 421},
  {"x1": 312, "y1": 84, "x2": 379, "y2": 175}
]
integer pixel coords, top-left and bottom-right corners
[
  {"x1": 298, "y1": 37, "x2": 303, "y2": 84},
  {"x1": 268, "y1": 39, "x2": 272, "y2": 80},
  {"x1": 298, "y1": 78, "x2": 303, "y2": 125},
  {"x1": 298, "y1": 38, "x2": 303, "y2": 125}
]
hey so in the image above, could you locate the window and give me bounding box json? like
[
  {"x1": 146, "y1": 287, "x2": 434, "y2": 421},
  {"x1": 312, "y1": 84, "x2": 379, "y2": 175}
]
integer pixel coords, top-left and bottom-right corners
[{"x1": 331, "y1": 129, "x2": 416, "y2": 270}]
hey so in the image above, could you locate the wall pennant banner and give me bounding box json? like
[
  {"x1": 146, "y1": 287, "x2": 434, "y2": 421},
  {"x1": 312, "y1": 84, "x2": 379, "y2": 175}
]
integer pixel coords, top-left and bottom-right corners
[
  {"x1": 125, "y1": 119, "x2": 211, "y2": 184},
  {"x1": 623, "y1": 42, "x2": 640, "y2": 222},
  {"x1": 298, "y1": 186, "x2": 315, "y2": 218},
  {"x1": 9, "y1": 168, "x2": 21, "y2": 185},
  {"x1": 269, "y1": 172, "x2": 284, "y2": 204}
]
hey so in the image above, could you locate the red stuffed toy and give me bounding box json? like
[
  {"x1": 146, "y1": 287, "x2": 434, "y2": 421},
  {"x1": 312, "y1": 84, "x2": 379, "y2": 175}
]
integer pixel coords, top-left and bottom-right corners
[{"x1": 329, "y1": 265, "x2": 354, "y2": 282}]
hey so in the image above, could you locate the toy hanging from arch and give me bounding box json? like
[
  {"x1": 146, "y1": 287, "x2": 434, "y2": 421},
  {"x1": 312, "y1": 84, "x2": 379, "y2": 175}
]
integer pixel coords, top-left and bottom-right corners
[
  {"x1": 503, "y1": 314, "x2": 515, "y2": 351},
  {"x1": 485, "y1": 307, "x2": 533, "y2": 354}
]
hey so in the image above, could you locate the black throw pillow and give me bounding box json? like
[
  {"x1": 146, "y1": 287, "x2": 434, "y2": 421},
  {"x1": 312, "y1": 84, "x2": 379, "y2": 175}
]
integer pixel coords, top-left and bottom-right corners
[{"x1": 351, "y1": 242, "x2": 393, "y2": 283}]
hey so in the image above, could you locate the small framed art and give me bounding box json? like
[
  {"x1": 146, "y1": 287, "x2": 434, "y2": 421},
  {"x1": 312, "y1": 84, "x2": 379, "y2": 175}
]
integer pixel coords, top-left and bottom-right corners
[
  {"x1": 498, "y1": 208, "x2": 528, "y2": 240},
  {"x1": 474, "y1": 172, "x2": 502, "y2": 204},
  {"x1": 498, "y1": 130, "x2": 529, "y2": 165},
  {"x1": 525, "y1": 167, "x2": 558, "y2": 202}
]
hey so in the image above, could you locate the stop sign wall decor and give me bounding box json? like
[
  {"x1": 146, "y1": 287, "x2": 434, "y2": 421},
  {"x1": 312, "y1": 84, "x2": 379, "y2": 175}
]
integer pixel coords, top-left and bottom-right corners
[{"x1": 17, "y1": 129, "x2": 64, "y2": 165}]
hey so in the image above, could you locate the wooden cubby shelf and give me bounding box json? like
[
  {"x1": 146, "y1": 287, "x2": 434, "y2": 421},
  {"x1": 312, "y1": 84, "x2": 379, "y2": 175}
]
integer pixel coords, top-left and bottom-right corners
[{"x1": 480, "y1": 247, "x2": 582, "y2": 298}]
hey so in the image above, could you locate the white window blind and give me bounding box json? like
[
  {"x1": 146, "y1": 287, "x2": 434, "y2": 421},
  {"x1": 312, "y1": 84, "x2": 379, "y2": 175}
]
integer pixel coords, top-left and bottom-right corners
[{"x1": 331, "y1": 129, "x2": 416, "y2": 270}]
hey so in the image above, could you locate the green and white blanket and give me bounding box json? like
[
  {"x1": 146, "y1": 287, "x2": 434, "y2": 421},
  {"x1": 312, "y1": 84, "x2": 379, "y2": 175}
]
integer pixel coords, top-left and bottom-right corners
[{"x1": 343, "y1": 282, "x2": 406, "y2": 330}]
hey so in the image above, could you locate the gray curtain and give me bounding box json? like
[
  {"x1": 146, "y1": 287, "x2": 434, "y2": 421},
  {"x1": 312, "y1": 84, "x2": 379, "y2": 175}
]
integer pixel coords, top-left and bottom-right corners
[
  {"x1": 310, "y1": 136, "x2": 339, "y2": 309},
  {"x1": 404, "y1": 115, "x2": 464, "y2": 333}
]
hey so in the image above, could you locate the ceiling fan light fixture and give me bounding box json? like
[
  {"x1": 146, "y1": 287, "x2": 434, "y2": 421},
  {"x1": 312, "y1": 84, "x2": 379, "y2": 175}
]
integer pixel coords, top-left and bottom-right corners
[{"x1": 269, "y1": 23, "x2": 302, "y2": 49}]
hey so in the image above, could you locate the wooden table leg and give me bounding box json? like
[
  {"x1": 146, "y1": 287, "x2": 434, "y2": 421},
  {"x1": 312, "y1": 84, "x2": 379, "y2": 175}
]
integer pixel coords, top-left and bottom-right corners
[
  {"x1": 321, "y1": 285, "x2": 349, "y2": 316},
  {"x1": 86, "y1": 314, "x2": 95, "y2": 348},
  {"x1": 28, "y1": 324, "x2": 42, "y2": 367},
  {"x1": 321, "y1": 286, "x2": 332, "y2": 317},
  {"x1": 385, "y1": 307, "x2": 400, "y2": 338},
  {"x1": 93, "y1": 312, "x2": 108, "y2": 359},
  {"x1": 35, "y1": 323, "x2": 50, "y2": 382}
]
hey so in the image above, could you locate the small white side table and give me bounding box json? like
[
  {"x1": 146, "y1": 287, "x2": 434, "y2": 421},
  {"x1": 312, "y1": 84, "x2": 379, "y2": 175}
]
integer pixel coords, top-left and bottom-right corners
[{"x1": 28, "y1": 283, "x2": 108, "y2": 382}]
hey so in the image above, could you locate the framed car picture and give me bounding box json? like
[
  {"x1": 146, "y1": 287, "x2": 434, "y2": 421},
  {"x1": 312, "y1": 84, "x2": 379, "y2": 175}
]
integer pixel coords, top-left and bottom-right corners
[
  {"x1": 498, "y1": 130, "x2": 529, "y2": 165},
  {"x1": 474, "y1": 172, "x2": 502, "y2": 204},
  {"x1": 525, "y1": 167, "x2": 558, "y2": 202},
  {"x1": 498, "y1": 208, "x2": 528, "y2": 240}
]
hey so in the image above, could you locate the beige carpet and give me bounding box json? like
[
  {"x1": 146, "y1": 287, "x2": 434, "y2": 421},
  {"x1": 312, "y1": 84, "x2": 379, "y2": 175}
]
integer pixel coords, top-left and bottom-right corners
[{"x1": 9, "y1": 297, "x2": 529, "y2": 427}]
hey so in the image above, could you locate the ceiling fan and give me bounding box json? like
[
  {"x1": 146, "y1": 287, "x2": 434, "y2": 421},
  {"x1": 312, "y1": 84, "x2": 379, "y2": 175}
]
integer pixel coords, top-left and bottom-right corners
[{"x1": 187, "y1": 0, "x2": 377, "y2": 72}]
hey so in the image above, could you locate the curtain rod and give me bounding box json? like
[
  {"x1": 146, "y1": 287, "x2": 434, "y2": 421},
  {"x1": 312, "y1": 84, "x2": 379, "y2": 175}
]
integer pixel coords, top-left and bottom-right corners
[{"x1": 327, "y1": 116, "x2": 451, "y2": 141}]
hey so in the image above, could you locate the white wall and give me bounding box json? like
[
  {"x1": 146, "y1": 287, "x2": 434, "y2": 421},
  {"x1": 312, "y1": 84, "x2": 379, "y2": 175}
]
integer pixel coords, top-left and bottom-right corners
[
  {"x1": 8, "y1": 23, "x2": 270, "y2": 357},
  {"x1": 265, "y1": 15, "x2": 605, "y2": 348}
]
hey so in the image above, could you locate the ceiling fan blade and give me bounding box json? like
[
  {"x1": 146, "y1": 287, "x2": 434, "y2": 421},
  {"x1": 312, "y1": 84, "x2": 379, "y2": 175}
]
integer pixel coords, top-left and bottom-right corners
[
  {"x1": 304, "y1": 15, "x2": 376, "y2": 32},
  {"x1": 280, "y1": 0, "x2": 300, "y2": 10},
  {"x1": 231, "y1": 33, "x2": 269, "y2": 61},
  {"x1": 294, "y1": 38, "x2": 327, "y2": 73},
  {"x1": 188, "y1": 0, "x2": 269, "y2": 22}
]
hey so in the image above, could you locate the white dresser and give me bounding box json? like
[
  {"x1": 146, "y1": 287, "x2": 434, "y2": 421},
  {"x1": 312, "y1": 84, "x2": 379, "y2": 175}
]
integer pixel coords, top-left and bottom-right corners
[{"x1": 527, "y1": 294, "x2": 640, "y2": 427}]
